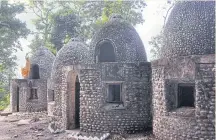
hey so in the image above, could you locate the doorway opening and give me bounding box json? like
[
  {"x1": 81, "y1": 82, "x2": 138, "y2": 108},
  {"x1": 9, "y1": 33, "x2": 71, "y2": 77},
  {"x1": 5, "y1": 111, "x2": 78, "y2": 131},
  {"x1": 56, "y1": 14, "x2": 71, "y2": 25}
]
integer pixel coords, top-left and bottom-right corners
[
  {"x1": 67, "y1": 71, "x2": 80, "y2": 130},
  {"x1": 75, "y1": 76, "x2": 80, "y2": 128},
  {"x1": 17, "y1": 86, "x2": 19, "y2": 112}
]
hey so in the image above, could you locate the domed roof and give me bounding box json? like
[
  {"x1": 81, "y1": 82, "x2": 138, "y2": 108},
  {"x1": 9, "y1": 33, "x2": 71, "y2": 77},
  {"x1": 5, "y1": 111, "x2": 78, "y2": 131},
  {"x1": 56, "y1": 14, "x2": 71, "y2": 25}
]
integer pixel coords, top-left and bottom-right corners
[
  {"x1": 50, "y1": 38, "x2": 92, "y2": 83},
  {"x1": 162, "y1": 1, "x2": 215, "y2": 58},
  {"x1": 30, "y1": 46, "x2": 55, "y2": 79},
  {"x1": 54, "y1": 38, "x2": 91, "y2": 66},
  {"x1": 91, "y1": 14, "x2": 147, "y2": 63}
]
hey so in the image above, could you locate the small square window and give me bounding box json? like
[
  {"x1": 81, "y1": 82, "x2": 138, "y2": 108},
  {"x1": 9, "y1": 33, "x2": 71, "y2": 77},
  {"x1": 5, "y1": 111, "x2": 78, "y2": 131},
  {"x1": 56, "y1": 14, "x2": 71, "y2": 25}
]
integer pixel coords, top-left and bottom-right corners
[
  {"x1": 177, "y1": 84, "x2": 195, "y2": 108},
  {"x1": 107, "y1": 84, "x2": 122, "y2": 103},
  {"x1": 29, "y1": 88, "x2": 38, "y2": 100}
]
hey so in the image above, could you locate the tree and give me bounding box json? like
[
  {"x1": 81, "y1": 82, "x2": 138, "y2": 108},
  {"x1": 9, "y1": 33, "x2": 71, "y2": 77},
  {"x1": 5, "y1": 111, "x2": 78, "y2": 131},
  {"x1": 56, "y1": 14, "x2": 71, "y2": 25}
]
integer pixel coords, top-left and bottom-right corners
[
  {"x1": 50, "y1": 13, "x2": 80, "y2": 51},
  {"x1": 149, "y1": 0, "x2": 176, "y2": 60},
  {"x1": 26, "y1": 0, "x2": 57, "y2": 54},
  {"x1": 56, "y1": 0, "x2": 146, "y2": 42},
  {"x1": 27, "y1": 0, "x2": 147, "y2": 52},
  {"x1": 0, "y1": 1, "x2": 29, "y2": 97},
  {"x1": 28, "y1": 34, "x2": 43, "y2": 52},
  {"x1": 149, "y1": 32, "x2": 163, "y2": 60}
]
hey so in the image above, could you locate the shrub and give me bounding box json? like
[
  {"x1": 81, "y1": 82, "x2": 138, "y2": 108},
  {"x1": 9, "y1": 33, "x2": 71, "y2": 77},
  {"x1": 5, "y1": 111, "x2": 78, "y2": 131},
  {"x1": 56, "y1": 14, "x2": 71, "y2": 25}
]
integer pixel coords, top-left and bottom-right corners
[{"x1": 0, "y1": 93, "x2": 10, "y2": 111}]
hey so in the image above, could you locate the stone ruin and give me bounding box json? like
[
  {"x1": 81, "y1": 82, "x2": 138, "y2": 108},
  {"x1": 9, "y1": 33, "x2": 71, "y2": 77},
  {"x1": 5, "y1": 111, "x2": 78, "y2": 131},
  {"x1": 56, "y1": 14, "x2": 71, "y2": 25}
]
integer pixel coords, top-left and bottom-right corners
[
  {"x1": 10, "y1": 1, "x2": 215, "y2": 140},
  {"x1": 48, "y1": 14, "x2": 152, "y2": 134},
  {"x1": 152, "y1": 1, "x2": 215, "y2": 140},
  {"x1": 10, "y1": 47, "x2": 55, "y2": 112}
]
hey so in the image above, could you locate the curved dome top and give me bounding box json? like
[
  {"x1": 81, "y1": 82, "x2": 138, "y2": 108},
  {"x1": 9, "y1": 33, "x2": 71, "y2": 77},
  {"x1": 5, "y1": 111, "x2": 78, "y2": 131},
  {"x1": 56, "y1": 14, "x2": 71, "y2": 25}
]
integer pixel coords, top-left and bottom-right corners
[
  {"x1": 30, "y1": 46, "x2": 55, "y2": 79},
  {"x1": 51, "y1": 38, "x2": 92, "y2": 83},
  {"x1": 162, "y1": 1, "x2": 215, "y2": 58},
  {"x1": 91, "y1": 14, "x2": 147, "y2": 63},
  {"x1": 54, "y1": 38, "x2": 91, "y2": 66}
]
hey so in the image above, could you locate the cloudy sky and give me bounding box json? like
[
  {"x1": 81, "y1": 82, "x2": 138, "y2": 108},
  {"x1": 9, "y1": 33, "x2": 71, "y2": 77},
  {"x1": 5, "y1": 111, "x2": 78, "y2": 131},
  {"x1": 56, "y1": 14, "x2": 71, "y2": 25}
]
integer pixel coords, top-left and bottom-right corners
[{"x1": 14, "y1": 0, "x2": 170, "y2": 78}]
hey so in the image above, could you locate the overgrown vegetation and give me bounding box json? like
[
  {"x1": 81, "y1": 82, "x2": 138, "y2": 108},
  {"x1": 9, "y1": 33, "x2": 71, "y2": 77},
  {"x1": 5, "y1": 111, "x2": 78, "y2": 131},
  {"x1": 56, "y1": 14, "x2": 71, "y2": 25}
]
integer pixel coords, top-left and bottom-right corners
[
  {"x1": 26, "y1": 0, "x2": 147, "y2": 54},
  {"x1": 0, "y1": 93, "x2": 10, "y2": 111},
  {"x1": 0, "y1": 1, "x2": 29, "y2": 100},
  {"x1": 149, "y1": 0, "x2": 176, "y2": 60}
]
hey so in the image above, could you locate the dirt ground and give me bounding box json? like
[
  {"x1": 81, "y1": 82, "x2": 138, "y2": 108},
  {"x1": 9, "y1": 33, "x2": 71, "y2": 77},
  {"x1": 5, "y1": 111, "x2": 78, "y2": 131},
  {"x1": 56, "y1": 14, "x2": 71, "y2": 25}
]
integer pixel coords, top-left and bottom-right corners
[
  {"x1": 0, "y1": 113, "x2": 67, "y2": 140},
  {"x1": 0, "y1": 112, "x2": 155, "y2": 140}
]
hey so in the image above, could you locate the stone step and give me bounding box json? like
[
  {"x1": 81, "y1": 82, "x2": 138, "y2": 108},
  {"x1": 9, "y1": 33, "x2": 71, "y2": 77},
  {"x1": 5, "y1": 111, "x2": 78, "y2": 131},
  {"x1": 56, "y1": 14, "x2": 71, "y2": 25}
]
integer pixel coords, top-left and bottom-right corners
[{"x1": 0, "y1": 112, "x2": 12, "y2": 116}]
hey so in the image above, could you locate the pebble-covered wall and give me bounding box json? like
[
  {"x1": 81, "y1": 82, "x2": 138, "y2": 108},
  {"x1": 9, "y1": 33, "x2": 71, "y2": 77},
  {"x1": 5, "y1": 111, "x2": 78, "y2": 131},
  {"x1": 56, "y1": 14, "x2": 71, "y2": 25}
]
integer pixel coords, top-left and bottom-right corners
[
  {"x1": 10, "y1": 79, "x2": 26, "y2": 112},
  {"x1": 90, "y1": 14, "x2": 147, "y2": 63},
  {"x1": 10, "y1": 79, "x2": 48, "y2": 112},
  {"x1": 10, "y1": 47, "x2": 55, "y2": 112},
  {"x1": 48, "y1": 38, "x2": 91, "y2": 117},
  {"x1": 54, "y1": 62, "x2": 152, "y2": 133},
  {"x1": 152, "y1": 54, "x2": 215, "y2": 140},
  {"x1": 152, "y1": 1, "x2": 215, "y2": 140},
  {"x1": 30, "y1": 46, "x2": 55, "y2": 80},
  {"x1": 49, "y1": 14, "x2": 152, "y2": 134},
  {"x1": 79, "y1": 63, "x2": 151, "y2": 133},
  {"x1": 162, "y1": 1, "x2": 215, "y2": 58}
]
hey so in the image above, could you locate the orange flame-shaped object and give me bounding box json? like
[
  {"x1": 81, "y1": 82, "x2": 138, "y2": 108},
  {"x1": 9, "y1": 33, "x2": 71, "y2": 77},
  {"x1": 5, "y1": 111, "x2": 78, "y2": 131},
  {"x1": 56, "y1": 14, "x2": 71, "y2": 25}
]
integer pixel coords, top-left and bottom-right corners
[{"x1": 21, "y1": 57, "x2": 30, "y2": 79}]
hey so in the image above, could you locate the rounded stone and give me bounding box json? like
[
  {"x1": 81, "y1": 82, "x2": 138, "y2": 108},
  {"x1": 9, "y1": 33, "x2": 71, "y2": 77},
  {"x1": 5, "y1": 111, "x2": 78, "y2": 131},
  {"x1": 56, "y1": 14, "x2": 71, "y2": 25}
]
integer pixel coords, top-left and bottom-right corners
[
  {"x1": 30, "y1": 46, "x2": 55, "y2": 79},
  {"x1": 90, "y1": 14, "x2": 147, "y2": 63},
  {"x1": 50, "y1": 38, "x2": 92, "y2": 88},
  {"x1": 162, "y1": 1, "x2": 215, "y2": 58}
]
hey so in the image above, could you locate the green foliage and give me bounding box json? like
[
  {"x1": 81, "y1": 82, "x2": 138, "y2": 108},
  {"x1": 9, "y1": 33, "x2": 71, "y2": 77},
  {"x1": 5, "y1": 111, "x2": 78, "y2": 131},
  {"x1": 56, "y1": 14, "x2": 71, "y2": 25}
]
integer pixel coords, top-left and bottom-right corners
[
  {"x1": 0, "y1": 94, "x2": 10, "y2": 111},
  {"x1": 27, "y1": 0, "x2": 147, "y2": 52},
  {"x1": 149, "y1": 32, "x2": 163, "y2": 60},
  {"x1": 0, "y1": 1, "x2": 29, "y2": 97},
  {"x1": 45, "y1": 39, "x2": 57, "y2": 55},
  {"x1": 28, "y1": 34, "x2": 43, "y2": 53},
  {"x1": 26, "y1": 0, "x2": 57, "y2": 53},
  {"x1": 149, "y1": 0, "x2": 176, "y2": 61},
  {"x1": 50, "y1": 13, "x2": 80, "y2": 51},
  {"x1": 0, "y1": 1, "x2": 29, "y2": 69},
  {"x1": 28, "y1": 34, "x2": 57, "y2": 55}
]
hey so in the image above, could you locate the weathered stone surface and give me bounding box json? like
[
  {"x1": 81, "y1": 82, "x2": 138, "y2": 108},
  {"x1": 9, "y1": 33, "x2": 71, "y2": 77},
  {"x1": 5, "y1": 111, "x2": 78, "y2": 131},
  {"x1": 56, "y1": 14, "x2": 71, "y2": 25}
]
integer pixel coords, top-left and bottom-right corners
[
  {"x1": 10, "y1": 79, "x2": 48, "y2": 112},
  {"x1": 30, "y1": 46, "x2": 55, "y2": 80},
  {"x1": 152, "y1": 1, "x2": 215, "y2": 140},
  {"x1": 10, "y1": 47, "x2": 55, "y2": 113},
  {"x1": 0, "y1": 112, "x2": 12, "y2": 116},
  {"x1": 90, "y1": 14, "x2": 147, "y2": 63},
  {"x1": 17, "y1": 119, "x2": 31, "y2": 126},
  {"x1": 162, "y1": 1, "x2": 215, "y2": 58},
  {"x1": 48, "y1": 14, "x2": 151, "y2": 134}
]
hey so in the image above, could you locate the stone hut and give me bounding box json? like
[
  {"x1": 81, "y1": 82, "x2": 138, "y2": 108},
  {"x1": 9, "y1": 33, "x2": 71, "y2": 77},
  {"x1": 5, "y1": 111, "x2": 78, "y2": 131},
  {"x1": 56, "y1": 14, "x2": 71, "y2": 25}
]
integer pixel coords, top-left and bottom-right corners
[
  {"x1": 10, "y1": 47, "x2": 55, "y2": 112},
  {"x1": 152, "y1": 1, "x2": 215, "y2": 140},
  {"x1": 48, "y1": 15, "x2": 152, "y2": 133},
  {"x1": 47, "y1": 38, "x2": 91, "y2": 119}
]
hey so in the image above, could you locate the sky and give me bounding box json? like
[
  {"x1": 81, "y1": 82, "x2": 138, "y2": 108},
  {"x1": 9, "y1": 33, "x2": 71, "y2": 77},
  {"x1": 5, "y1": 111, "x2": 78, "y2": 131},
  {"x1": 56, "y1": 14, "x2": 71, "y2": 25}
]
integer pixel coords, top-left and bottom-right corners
[{"x1": 14, "y1": 0, "x2": 170, "y2": 78}]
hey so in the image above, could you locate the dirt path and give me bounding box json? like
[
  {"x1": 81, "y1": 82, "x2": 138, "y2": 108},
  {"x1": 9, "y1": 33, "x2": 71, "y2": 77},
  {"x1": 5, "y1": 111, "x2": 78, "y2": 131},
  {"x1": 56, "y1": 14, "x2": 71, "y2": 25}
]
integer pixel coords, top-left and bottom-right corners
[
  {"x1": 0, "y1": 112, "x2": 155, "y2": 140},
  {"x1": 0, "y1": 114, "x2": 66, "y2": 140}
]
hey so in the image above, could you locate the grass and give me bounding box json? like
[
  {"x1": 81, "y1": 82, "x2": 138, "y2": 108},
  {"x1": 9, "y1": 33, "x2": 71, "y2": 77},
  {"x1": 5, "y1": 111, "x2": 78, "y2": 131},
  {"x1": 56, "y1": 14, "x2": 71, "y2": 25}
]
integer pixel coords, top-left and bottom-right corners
[{"x1": 0, "y1": 93, "x2": 10, "y2": 111}]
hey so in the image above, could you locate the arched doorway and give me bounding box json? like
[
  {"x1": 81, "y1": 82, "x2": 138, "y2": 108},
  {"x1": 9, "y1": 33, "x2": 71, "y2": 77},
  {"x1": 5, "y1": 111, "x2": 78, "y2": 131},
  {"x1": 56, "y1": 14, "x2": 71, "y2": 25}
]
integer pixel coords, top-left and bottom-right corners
[{"x1": 67, "y1": 71, "x2": 80, "y2": 129}]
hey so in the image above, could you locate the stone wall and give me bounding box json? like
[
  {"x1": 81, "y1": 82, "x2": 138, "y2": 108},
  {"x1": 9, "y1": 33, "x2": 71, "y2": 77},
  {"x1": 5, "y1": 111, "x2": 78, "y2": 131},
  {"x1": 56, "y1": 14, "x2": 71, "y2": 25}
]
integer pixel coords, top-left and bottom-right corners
[
  {"x1": 152, "y1": 54, "x2": 215, "y2": 140},
  {"x1": 195, "y1": 63, "x2": 215, "y2": 139},
  {"x1": 51, "y1": 62, "x2": 152, "y2": 133},
  {"x1": 82, "y1": 63, "x2": 151, "y2": 133},
  {"x1": 162, "y1": 1, "x2": 215, "y2": 58},
  {"x1": 30, "y1": 47, "x2": 55, "y2": 80},
  {"x1": 10, "y1": 79, "x2": 27, "y2": 112},
  {"x1": 90, "y1": 15, "x2": 147, "y2": 63},
  {"x1": 10, "y1": 79, "x2": 48, "y2": 112}
]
